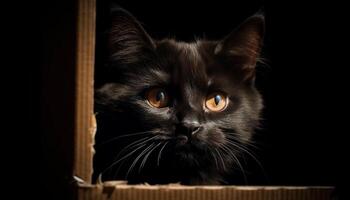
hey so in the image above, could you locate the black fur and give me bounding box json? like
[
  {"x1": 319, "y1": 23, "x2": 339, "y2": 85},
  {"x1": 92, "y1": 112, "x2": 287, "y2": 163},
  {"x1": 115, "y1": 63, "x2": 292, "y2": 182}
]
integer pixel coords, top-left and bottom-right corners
[{"x1": 93, "y1": 7, "x2": 265, "y2": 185}]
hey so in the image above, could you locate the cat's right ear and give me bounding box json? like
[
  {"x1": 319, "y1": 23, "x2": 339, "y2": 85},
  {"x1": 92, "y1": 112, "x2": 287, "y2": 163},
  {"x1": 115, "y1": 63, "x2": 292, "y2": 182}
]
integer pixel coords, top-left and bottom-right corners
[
  {"x1": 108, "y1": 7, "x2": 155, "y2": 65},
  {"x1": 214, "y1": 12, "x2": 265, "y2": 82}
]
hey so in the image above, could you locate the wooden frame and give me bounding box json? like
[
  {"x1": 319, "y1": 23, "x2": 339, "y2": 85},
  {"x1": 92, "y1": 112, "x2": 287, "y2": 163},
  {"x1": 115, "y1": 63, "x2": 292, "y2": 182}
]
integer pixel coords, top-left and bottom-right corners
[
  {"x1": 73, "y1": 0, "x2": 96, "y2": 184},
  {"x1": 41, "y1": 0, "x2": 335, "y2": 199}
]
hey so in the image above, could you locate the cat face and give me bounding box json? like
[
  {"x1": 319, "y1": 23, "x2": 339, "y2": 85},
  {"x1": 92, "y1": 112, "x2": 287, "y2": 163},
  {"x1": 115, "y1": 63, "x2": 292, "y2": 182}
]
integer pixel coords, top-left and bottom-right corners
[{"x1": 93, "y1": 8, "x2": 264, "y2": 185}]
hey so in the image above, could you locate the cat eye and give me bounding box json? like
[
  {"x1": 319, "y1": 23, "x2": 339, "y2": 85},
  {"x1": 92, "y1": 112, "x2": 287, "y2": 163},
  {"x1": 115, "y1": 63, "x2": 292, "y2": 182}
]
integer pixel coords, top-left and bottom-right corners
[
  {"x1": 146, "y1": 88, "x2": 169, "y2": 108},
  {"x1": 205, "y1": 92, "x2": 228, "y2": 112}
]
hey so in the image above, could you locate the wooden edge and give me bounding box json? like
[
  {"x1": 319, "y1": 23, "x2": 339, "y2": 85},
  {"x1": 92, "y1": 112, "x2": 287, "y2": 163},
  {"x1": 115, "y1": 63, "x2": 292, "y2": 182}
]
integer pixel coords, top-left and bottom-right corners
[
  {"x1": 76, "y1": 184, "x2": 335, "y2": 200},
  {"x1": 73, "y1": 0, "x2": 96, "y2": 183}
]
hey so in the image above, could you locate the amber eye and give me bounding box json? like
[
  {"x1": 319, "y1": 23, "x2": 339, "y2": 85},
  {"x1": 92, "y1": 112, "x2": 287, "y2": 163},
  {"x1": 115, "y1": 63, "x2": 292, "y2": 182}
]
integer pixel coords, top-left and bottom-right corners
[
  {"x1": 205, "y1": 92, "x2": 228, "y2": 112},
  {"x1": 146, "y1": 88, "x2": 169, "y2": 108}
]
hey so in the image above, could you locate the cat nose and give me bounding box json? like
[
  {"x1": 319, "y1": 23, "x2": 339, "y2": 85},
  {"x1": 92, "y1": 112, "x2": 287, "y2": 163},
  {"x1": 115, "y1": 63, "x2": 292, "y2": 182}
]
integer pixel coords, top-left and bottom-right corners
[
  {"x1": 186, "y1": 123, "x2": 201, "y2": 135},
  {"x1": 176, "y1": 121, "x2": 201, "y2": 138}
]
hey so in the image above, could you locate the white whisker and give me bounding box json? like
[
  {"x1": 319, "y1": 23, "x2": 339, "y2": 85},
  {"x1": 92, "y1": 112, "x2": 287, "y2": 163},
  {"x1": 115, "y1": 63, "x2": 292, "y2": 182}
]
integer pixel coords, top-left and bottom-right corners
[
  {"x1": 220, "y1": 143, "x2": 248, "y2": 184},
  {"x1": 214, "y1": 148, "x2": 226, "y2": 171},
  {"x1": 157, "y1": 141, "x2": 169, "y2": 166},
  {"x1": 101, "y1": 143, "x2": 147, "y2": 176},
  {"x1": 96, "y1": 130, "x2": 154, "y2": 147},
  {"x1": 225, "y1": 138, "x2": 268, "y2": 182},
  {"x1": 139, "y1": 142, "x2": 162, "y2": 172},
  {"x1": 125, "y1": 143, "x2": 155, "y2": 179}
]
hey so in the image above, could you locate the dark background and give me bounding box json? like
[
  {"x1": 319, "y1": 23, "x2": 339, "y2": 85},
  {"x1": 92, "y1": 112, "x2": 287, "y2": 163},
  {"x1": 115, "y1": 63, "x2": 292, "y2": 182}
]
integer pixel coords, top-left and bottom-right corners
[
  {"x1": 34, "y1": 0, "x2": 347, "y2": 199},
  {"x1": 97, "y1": 0, "x2": 345, "y2": 187}
]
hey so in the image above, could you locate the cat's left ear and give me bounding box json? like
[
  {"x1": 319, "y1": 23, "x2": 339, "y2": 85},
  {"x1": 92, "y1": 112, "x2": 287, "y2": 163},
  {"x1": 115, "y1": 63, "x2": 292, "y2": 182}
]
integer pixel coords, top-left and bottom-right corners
[
  {"x1": 108, "y1": 7, "x2": 156, "y2": 65},
  {"x1": 215, "y1": 12, "x2": 265, "y2": 81}
]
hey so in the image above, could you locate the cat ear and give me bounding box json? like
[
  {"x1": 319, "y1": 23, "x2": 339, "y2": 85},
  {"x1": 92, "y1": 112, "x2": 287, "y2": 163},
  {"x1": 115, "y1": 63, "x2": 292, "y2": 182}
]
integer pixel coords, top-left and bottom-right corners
[
  {"x1": 215, "y1": 13, "x2": 265, "y2": 81},
  {"x1": 109, "y1": 7, "x2": 155, "y2": 64}
]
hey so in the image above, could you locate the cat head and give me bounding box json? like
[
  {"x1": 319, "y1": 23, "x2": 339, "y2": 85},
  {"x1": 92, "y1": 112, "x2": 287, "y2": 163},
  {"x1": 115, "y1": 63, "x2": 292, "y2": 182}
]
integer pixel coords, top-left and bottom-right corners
[{"x1": 94, "y1": 7, "x2": 265, "y2": 184}]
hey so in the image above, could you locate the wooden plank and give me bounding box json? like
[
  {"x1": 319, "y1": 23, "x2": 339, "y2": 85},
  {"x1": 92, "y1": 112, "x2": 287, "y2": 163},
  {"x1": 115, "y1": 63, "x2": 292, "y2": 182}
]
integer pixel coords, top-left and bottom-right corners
[
  {"x1": 73, "y1": 0, "x2": 96, "y2": 183},
  {"x1": 77, "y1": 184, "x2": 335, "y2": 200}
]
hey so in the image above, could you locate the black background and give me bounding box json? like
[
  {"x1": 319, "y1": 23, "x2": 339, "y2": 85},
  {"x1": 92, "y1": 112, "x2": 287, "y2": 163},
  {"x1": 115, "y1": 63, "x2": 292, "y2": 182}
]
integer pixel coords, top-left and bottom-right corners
[
  {"x1": 98, "y1": 0, "x2": 346, "y2": 187},
  {"x1": 32, "y1": 0, "x2": 348, "y2": 199}
]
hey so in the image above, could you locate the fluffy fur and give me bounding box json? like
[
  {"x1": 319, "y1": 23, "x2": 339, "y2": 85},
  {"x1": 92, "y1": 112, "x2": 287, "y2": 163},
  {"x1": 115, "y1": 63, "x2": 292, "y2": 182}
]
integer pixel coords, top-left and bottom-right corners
[{"x1": 93, "y1": 7, "x2": 265, "y2": 185}]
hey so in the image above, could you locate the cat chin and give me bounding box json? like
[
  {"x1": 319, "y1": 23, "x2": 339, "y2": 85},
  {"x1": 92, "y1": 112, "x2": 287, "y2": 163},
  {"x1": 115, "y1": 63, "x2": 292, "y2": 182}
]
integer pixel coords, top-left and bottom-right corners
[
  {"x1": 174, "y1": 140, "x2": 208, "y2": 152},
  {"x1": 172, "y1": 146, "x2": 210, "y2": 166}
]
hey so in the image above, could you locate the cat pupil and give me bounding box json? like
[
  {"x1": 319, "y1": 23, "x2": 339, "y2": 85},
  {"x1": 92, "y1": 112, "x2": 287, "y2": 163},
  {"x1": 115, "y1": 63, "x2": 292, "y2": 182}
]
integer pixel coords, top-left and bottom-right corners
[
  {"x1": 156, "y1": 91, "x2": 165, "y2": 102},
  {"x1": 214, "y1": 95, "x2": 221, "y2": 105}
]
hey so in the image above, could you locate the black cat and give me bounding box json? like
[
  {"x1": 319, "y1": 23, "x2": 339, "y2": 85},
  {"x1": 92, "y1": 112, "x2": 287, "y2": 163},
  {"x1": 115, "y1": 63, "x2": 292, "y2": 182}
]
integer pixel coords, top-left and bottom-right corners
[{"x1": 93, "y1": 7, "x2": 265, "y2": 185}]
